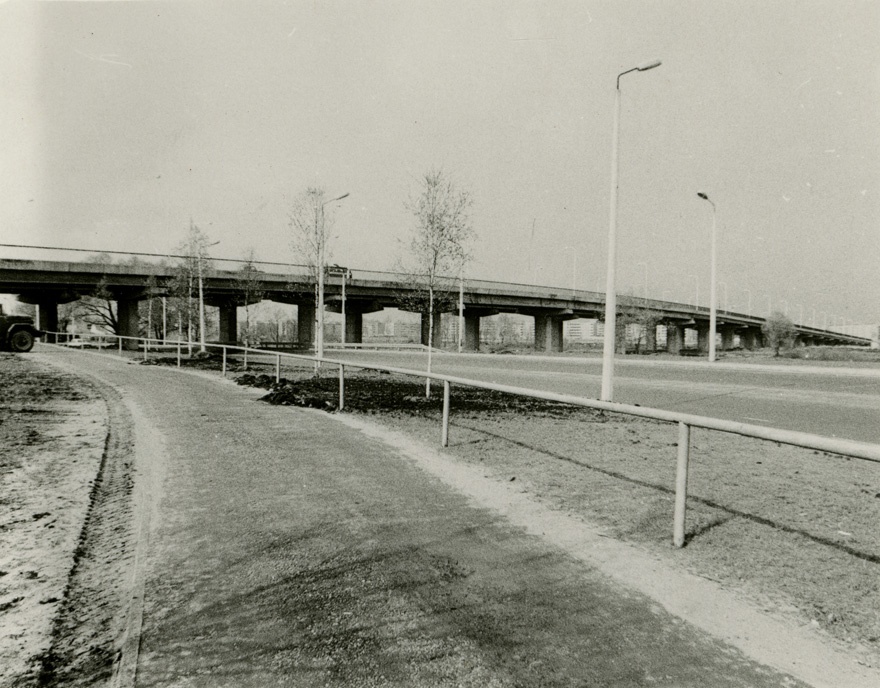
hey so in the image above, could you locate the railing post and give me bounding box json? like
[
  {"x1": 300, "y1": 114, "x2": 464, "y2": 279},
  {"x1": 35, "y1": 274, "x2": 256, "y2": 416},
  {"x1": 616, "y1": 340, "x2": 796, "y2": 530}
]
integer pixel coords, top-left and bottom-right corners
[
  {"x1": 338, "y1": 364, "x2": 345, "y2": 411},
  {"x1": 177, "y1": 340, "x2": 181, "y2": 368},
  {"x1": 243, "y1": 348, "x2": 248, "y2": 371},
  {"x1": 118, "y1": 335, "x2": 123, "y2": 356},
  {"x1": 276, "y1": 354, "x2": 281, "y2": 383},
  {"x1": 222, "y1": 346, "x2": 227, "y2": 377},
  {"x1": 673, "y1": 421, "x2": 691, "y2": 548},
  {"x1": 441, "y1": 380, "x2": 451, "y2": 447},
  {"x1": 142, "y1": 338, "x2": 147, "y2": 361}
]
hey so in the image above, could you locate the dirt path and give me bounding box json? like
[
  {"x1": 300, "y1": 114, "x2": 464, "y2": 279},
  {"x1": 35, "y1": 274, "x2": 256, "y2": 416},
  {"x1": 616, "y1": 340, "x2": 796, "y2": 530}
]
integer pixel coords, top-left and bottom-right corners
[{"x1": 20, "y1": 347, "x2": 880, "y2": 686}]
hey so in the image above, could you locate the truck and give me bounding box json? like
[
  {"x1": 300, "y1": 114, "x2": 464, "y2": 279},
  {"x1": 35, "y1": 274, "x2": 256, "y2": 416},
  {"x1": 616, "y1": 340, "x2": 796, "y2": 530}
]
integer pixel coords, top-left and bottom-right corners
[{"x1": 0, "y1": 306, "x2": 43, "y2": 353}]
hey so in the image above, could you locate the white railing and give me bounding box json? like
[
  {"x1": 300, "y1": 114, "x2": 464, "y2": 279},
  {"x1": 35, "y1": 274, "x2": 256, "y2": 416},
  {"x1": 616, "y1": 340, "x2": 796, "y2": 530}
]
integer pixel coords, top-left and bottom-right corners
[{"x1": 42, "y1": 331, "x2": 880, "y2": 549}]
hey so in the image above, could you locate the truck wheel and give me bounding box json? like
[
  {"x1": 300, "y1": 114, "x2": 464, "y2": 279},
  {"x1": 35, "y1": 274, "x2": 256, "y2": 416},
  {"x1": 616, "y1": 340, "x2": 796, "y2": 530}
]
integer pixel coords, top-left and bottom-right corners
[{"x1": 9, "y1": 330, "x2": 35, "y2": 353}]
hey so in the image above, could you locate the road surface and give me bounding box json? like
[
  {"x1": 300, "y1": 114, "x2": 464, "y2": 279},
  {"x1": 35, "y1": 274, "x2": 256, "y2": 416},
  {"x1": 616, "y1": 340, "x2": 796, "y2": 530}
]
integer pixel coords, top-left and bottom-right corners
[{"x1": 328, "y1": 351, "x2": 880, "y2": 444}]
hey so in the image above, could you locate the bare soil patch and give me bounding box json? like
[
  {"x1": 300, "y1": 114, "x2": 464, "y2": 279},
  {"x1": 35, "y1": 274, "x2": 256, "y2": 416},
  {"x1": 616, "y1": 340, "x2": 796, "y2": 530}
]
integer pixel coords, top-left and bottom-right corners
[
  {"x1": 0, "y1": 353, "x2": 107, "y2": 686},
  {"x1": 231, "y1": 366, "x2": 880, "y2": 669}
]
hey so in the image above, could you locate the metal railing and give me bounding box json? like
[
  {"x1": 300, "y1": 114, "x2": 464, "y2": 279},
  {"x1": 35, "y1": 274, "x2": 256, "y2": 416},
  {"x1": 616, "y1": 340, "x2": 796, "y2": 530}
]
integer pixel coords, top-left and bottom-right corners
[{"x1": 42, "y1": 331, "x2": 880, "y2": 549}]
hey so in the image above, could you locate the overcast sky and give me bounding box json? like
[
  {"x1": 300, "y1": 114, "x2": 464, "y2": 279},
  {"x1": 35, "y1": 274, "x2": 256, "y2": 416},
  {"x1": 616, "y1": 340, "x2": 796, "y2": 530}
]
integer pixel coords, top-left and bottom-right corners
[{"x1": 1, "y1": 0, "x2": 878, "y2": 326}]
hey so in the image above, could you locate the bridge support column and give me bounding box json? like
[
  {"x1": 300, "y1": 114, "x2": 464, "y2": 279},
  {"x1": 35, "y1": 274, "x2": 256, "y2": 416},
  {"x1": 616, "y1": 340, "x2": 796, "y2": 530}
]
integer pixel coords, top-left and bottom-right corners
[
  {"x1": 218, "y1": 303, "x2": 238, "y2": 344},
  {"x1": 420, "y1": 312, "x2": 442, "y2": 348},
  {"x1": 616, "y1": 321, "x2": 627, "y2": 354},
  {"x1": 696, "y1": 323, "x2": 711, "y2": 353},
  {"x1": 720, "y1": 326, "x2": 736, "y2": 351},
  {"x1": 36, "y1": 300, "x2": 59, "y2": 343},
  {"x1": 534, "y1": 315, "x2": 564, "y2": 352},
  {"x1": 344, "y1": 311, "x2": 364, "y2": 344},
  {"x1": 666, "y1": 324, "x2": 684, "y2": 354},
  {"x1": 645, "y1": 324, "x2": 657, "y2": 353},
  {"x1": 117, "y1": 297, "x2": 141, "y2": 350},
  {"x1": 739, "y1": 329, "x2": 756, "y2": 350},
  {"x1": 464, "y1": 315, "x2": 481, "y2": 351},
  {"x1": 298, "y1": 303, "x2": 315, "y2": 348}
]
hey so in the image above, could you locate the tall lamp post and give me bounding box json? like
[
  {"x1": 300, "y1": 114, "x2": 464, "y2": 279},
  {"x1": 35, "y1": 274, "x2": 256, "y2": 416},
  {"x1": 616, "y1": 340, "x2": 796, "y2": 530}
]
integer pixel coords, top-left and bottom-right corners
[
  {"x1": 600, "y1": 59, "x2": 662, "y2": 402},
  {"x1": 316, "y1": 192, "x2": 349, "y2": 360},
  {"x1": 697, "y1": 192, "x2": 717, "y2": 362}
]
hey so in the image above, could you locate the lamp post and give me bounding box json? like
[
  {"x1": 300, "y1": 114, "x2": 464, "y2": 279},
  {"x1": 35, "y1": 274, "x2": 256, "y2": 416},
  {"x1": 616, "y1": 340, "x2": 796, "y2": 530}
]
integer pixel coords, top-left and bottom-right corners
[
  {"x1": 600, "y1": 58, "x2": 662, "y2": 402},
  {"x1": 458, "y1": 268, "x2": 464, "y2": 353},
  {"x1": 198, "y1": 240, "x2": 221, "y2": 353},
  {"x1": 743, "y1": 288, "x2": 752, "y2": 316},
  {"x1": 316, "y1": 192, "x2": 349, "y2": 360},
  {"x1": 697, "y1": 192, "x2": 717, "y2": 362}
]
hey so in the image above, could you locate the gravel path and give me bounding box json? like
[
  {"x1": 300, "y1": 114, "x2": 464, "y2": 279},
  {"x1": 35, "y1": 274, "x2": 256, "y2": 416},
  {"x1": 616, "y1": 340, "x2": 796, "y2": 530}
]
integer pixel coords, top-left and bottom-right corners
[{"x1": 24, "y1": 347, "x2": 878, "y2": 687}]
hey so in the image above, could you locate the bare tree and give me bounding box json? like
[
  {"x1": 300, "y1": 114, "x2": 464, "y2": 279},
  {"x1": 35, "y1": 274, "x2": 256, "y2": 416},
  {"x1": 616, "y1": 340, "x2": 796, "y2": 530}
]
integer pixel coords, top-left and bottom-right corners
[
  {"x1": 399, "y1": 168, "x2": 474, "y2": 396},
  {"x1": 618, "y1": 293, "x2": 663, "y2": 354},
  {"x1": 235, "y1": 248, "x2": 264, "y2": 347},
  {"x1": 169, "y1": 221, "x2": 216, "y2": 352},
  {"x1": 288, "y1": 187, "x2": 348, "y2": 362},
  {"x1": 762, "y1": 311, "x2": 796, "y2": 356},
  {"x1": 72, "y1": 277, "x2": 119, "y2": 334}
]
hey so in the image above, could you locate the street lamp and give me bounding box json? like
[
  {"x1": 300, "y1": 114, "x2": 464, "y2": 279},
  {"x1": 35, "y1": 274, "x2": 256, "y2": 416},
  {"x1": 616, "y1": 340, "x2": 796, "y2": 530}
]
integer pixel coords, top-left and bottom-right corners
[
  {"x1": 697, "y1": 192, "x2": 718, "y2": 362},
  {"x1": 316, "y1": 192, "x2": 349, "y2": 360},
  {"x1": 458, "y1": 267, "x2": 465, "y2": 353},
  {"x1": 600, "y1": 58, "x2": 662, "y2": 402},
  {"x1": 198, "y1": 240, "x2": 221, "y2": 353}
]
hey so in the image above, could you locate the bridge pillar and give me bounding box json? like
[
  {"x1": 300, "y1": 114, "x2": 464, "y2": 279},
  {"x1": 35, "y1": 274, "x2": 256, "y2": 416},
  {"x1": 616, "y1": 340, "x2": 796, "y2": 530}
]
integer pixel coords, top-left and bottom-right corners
[
  {"x1": 666, "y1": 323, "x2": 684, "y2": 354},
  {"x1": 218, "y1": 303, "x2": 238, "y2": 344},
  {"x1": 117, "y1": 297, "x2": 141, "y2": 350},
  {"x1": 464, "y1": 314, "x2": 481, "y2": 351},
  {"x1": 420, "y1": 312, "x2": 442, "y2": 348},
  {"x1": 534, "y1": 314, "x2": 564, "y2": 352},
  {"x1": 298, "y1": 303, "x2": 315, "y2": 348},
  {"x1": 36, "y1": 300, "x2": 59, "y2": 343},
  {"x1": 739, "y1": 329, "x2": 756, "y2": 350},
  {"x1": 696, "y1": 323, "x2": 711, "y2": 353},
  {"x1": 344, "y1": 311, "x2": 363, "y2": 344},
  {"x1": 720, "y1": 326, "x2": 736, "y2": 351},
  {"x1": 645, "y1": 324, "x2": 657, "y2": 353}
]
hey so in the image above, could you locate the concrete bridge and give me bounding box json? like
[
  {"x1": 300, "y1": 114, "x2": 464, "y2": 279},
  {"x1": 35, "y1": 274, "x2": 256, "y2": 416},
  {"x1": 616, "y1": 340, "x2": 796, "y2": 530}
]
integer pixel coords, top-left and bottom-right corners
[{"x1": 0, "y1": 257, "x2": 870, "y2": 352}]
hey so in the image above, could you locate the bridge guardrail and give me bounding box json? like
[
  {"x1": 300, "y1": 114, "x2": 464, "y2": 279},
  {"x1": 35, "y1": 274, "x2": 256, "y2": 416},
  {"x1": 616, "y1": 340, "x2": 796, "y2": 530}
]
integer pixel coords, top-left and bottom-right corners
[{"x1": 41, "y1": 330, "x2": 880, "y2": 549}]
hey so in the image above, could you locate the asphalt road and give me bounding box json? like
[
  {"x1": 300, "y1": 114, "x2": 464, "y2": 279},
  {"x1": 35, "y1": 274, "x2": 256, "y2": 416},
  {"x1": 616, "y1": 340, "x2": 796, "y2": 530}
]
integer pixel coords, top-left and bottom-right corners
[
  {"x1": 34, "y1": 347, "x2": 816, "y2": 687},
  {"x1": 328, "y1": 351, "x2": 880, "y2": 444}
]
